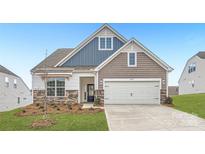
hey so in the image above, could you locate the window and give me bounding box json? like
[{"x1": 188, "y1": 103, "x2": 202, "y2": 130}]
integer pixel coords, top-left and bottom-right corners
[
  {"x1": 14, "y1": 79, "x2": 17, "y2": 88},
  {"x1": 191, "y1": 80, "x2": 195, "y2": 88},
  {"x1": 56, "y1": 78, "x2": 65, "y2": 96},
  {"x1": 188, "y1": 63, "x2": 196, "y2": 73},
  {"x1": 100, "y1": 37, "x2": 106, "y2": 49},
  {"x1": 47, "y1": 78, "x2": 65, "y2": 97},
  {"x1": 5, "y1": 77, "x2": 9, "y2": 87},
  {"x1": 128, "y1": 52, "x2": 137, "y2": 67},
  {"x1": 98, "y1": 37, "x2": 113, "y2": 50},
  {"x1": 17, "y1": 97, "x2": 20, "y2": 104}
]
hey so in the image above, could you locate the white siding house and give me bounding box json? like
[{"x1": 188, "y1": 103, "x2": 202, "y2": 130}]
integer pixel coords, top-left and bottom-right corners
[
  {"x1": 179, "y1": 52, "x2": 205, "y2": 95},
  {"x1": 0, "y1": 65, "x2": 32, "y2": 111}
]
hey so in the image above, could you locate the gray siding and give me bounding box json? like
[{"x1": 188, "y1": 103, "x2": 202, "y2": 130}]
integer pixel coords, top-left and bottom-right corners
[
  {"x1": 98, "y1": 52, "x2": 167, "y2": 103},
  {"x1": 62, "y1": 37, "x2": 124, "y2": 67}
]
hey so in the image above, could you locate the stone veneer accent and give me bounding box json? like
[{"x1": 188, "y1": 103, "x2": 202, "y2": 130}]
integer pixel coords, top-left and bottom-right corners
[
  {"x1": 95, "y1": 89, "x2": 166, "y2": 104},
  {"x1": 33, "y1": 90, "x2": 78, "y2": 104},
  {"x1": 160, "y1": 89, "x2": 167, "y2": 103},
  {"x1": 95, "y1": 90, "x2": 104, "y2": 104}
]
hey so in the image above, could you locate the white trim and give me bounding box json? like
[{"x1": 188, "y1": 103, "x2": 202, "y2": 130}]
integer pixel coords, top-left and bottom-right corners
[
  {"x1": 127, "y1": 51, "x2": 137, "y2": 67},
  {"x1": 95, "y1": 72, "x2": 99, "y2": 90},
  {"x1": 55, "y1": 24, "x2": 127, "y2": 67},
  {"x1": 78, "y1": 76, "x2": 81, "y2": 103},
  {"x1": 98, "y1": 36, "x2": 113, "y2": 51},
  {"x1": 166, "y1": 71, "x2": 168, "y2": 97},
  {"x1": 95, "y1": 39, "x2": 173, "y2": 72},
  {"x1": 35, "y1": 73, "x2": 72, "y2": 75},
  {"x1": 103, "y1": 78, "x2": 162, "y2": 89}
]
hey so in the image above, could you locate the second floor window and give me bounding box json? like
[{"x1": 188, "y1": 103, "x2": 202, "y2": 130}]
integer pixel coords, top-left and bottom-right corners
[
  {"x1": 128, "y1": 52, "x2": 137, "y2": 67},
  {"x1": 5, "y1": 77, "x2": 9, "y2": 87},
  {"x1": 99, "y1": 37, "x2": 113, "y2": 50},
  {"x1": 188, "y1": 63, "x2": 196, "y2": 73},
  {"x1": 14, "y1": 79, "x2": 17, "y2": 88},
  {"x1": 47, "y1": 78, "x2": 65, "y2": 97}
]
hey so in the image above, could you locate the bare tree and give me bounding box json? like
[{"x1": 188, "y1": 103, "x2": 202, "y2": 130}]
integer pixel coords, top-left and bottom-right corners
[{"x1": 43, "y1": 49, "x2": 48, "y2": 119}]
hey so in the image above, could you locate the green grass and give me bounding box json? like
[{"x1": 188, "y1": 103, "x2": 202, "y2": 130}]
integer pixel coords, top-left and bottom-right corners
[
  {"x1": 172, "y1": 93, "x2": 205, "y2": 119},
  {"x1": 0, "y1": 109, "x2": 108, "y2": 131}
]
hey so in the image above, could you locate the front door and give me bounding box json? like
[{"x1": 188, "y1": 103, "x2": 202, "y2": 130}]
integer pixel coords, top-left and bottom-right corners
[{"x1": 87, "y1": 84, "x2": 94, "y2": 102}]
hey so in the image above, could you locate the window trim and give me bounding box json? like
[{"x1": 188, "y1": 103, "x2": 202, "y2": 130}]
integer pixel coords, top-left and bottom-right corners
[
  {"x1": 127, "y1": 51, "x2": 137, "y2": 67},
  {"x1": 46, "y1": 78, "x2": 66, "y2": 97},
  {"x1": 98, "y1": 36, "x2": 113, "y2": 51}
]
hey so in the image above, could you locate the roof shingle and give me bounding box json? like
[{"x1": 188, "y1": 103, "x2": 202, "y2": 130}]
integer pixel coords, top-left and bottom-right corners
[
  {"x1": 196, "y1": 52, "x2": 205, "y2": 59},
  {"x1": 31, "y1": 48, "x2": 74, "y2": 72},
  {"x1": 0, "y1": 65, "x2": 18, "y2": 77}
]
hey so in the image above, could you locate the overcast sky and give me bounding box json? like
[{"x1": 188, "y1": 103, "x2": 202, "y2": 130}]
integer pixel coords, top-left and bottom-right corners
[{"x1": 0, "y1": 23, "x2": 205, "y2": 88}]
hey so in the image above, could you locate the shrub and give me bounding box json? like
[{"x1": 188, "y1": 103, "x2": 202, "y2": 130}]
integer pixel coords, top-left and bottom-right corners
[
  {"x1": 165, "y1": 96, "x2": 173, "y2": 104},
  {"x1": 35, "y1": 103, "x2": 40, "y2": 107},
  {"x1": 94, "y1": 97, "x2": 101, "y2": 106},
  {"x1": 22, "y1": 109, "x2": 26, "y2": 113}
]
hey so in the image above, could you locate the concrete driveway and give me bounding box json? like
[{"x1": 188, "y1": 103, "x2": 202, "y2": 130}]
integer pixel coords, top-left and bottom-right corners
[{"x1": 105, "y1": 105, "x2": 205, "y2": 131}]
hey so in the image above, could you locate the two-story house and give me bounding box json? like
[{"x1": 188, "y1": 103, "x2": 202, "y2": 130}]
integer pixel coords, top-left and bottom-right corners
[
  {"x1": 179, "y1": 52, "x2": 205, "y2": 95},
  {"x1": 0, "y1": 65, "x2": 32, "y2": 111}
]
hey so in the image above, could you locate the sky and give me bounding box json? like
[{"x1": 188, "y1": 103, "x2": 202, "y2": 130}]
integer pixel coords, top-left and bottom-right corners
[{"x1": 0, "y1": 23, "x2": 205, "y2": 89}]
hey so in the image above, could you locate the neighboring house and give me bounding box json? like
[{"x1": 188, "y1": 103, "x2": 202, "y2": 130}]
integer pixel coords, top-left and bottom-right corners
[
  {"x1": 0, "y1": 65, "x2": 32, "y2": 111},
  {"x1": 168, "y1": 86, "x2": 179, "y2": 96},
  {"x1": 31, "y1": 24, "x2": 173, "y2": 105},
  {"x1": 179, "y1": 52, "x2": 205, "y2": 95}
]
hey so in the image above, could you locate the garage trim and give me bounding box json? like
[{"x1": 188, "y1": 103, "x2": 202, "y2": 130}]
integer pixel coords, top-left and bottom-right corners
[
  {"x1": 103, "y1": 78, "x2": 161, "y2": 104},
  {"x1": 103, "y1": 78, "x2": 161, "y2": 89}
]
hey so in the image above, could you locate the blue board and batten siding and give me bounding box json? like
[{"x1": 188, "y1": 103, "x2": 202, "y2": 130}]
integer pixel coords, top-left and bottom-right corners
[{"x1": 62, "y1": 37, "x2": 125, "y2": 67}]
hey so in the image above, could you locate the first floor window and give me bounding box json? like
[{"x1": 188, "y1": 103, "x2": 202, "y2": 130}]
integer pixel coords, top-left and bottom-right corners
[{"x1": 47, "y1": 78, "x2": 65, "y2": 96}]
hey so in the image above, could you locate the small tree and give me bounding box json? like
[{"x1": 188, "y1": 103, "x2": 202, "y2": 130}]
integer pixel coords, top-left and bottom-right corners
[{"x1": 43, "y1": 49, "x2": 48, "y2": 119}]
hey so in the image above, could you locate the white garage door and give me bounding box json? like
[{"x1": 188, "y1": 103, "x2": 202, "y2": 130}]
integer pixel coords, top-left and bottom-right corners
[{"x1": 104, "y1": 80, "x2": 160, "y2": 104}]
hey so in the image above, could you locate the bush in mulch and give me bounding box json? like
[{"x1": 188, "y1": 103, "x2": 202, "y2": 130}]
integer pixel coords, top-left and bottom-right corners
[
  {"x1": 163, "y1": 96, "x2": 174, "y2": 107},
  {"x1": 16, "y1": 103, "x2": 104, "y2": 116},
  {"x1": 93, "y1": 97, "x2": 104, "y2": 107},
  {"x1": 31, "y1": 119, "x2": 55, "y2": 128}
]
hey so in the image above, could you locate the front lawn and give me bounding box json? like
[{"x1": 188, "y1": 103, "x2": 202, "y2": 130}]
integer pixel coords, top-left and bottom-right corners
[
  {"x1": 172, "y1": 93, "x2": 205, "y2": 119},
  {"x1": 0, "y1": 109, "x2": 108, "y2": 131}
]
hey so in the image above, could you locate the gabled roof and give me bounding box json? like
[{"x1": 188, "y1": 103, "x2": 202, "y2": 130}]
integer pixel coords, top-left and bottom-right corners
[
  {"x1": 95, "y1": 38, "x2": 174, "y2": 72},
  {"x1": 55, "y1": 24, "x2": 128, "y2": 67},
  {"x1": 31, "y1": 48, "x2": 74, "y2": 72},
  {"x1": 0, "y1": 65, "x2": 19, "y2": 77},
  {"x1": 196, "y1": 51, "x2": 205, "y2": 59}
]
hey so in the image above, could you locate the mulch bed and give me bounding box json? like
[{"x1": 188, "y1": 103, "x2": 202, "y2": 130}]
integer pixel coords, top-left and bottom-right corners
[
  {"x1": 31, "y1": 119, "x2": 56, "y2": 128},
  {"x1": 16, "y1": 103, "x2": 104, "y2": 117}
]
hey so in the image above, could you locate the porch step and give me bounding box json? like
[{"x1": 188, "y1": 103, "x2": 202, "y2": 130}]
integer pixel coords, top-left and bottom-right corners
[{"x1": 82, "y1": 103, "x2": 104, "y2": 109}]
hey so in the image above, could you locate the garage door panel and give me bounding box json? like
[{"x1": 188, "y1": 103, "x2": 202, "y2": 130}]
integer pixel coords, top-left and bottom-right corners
[{"x1": 104, "y1": 80, "x2": 160, "y2": 104}]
